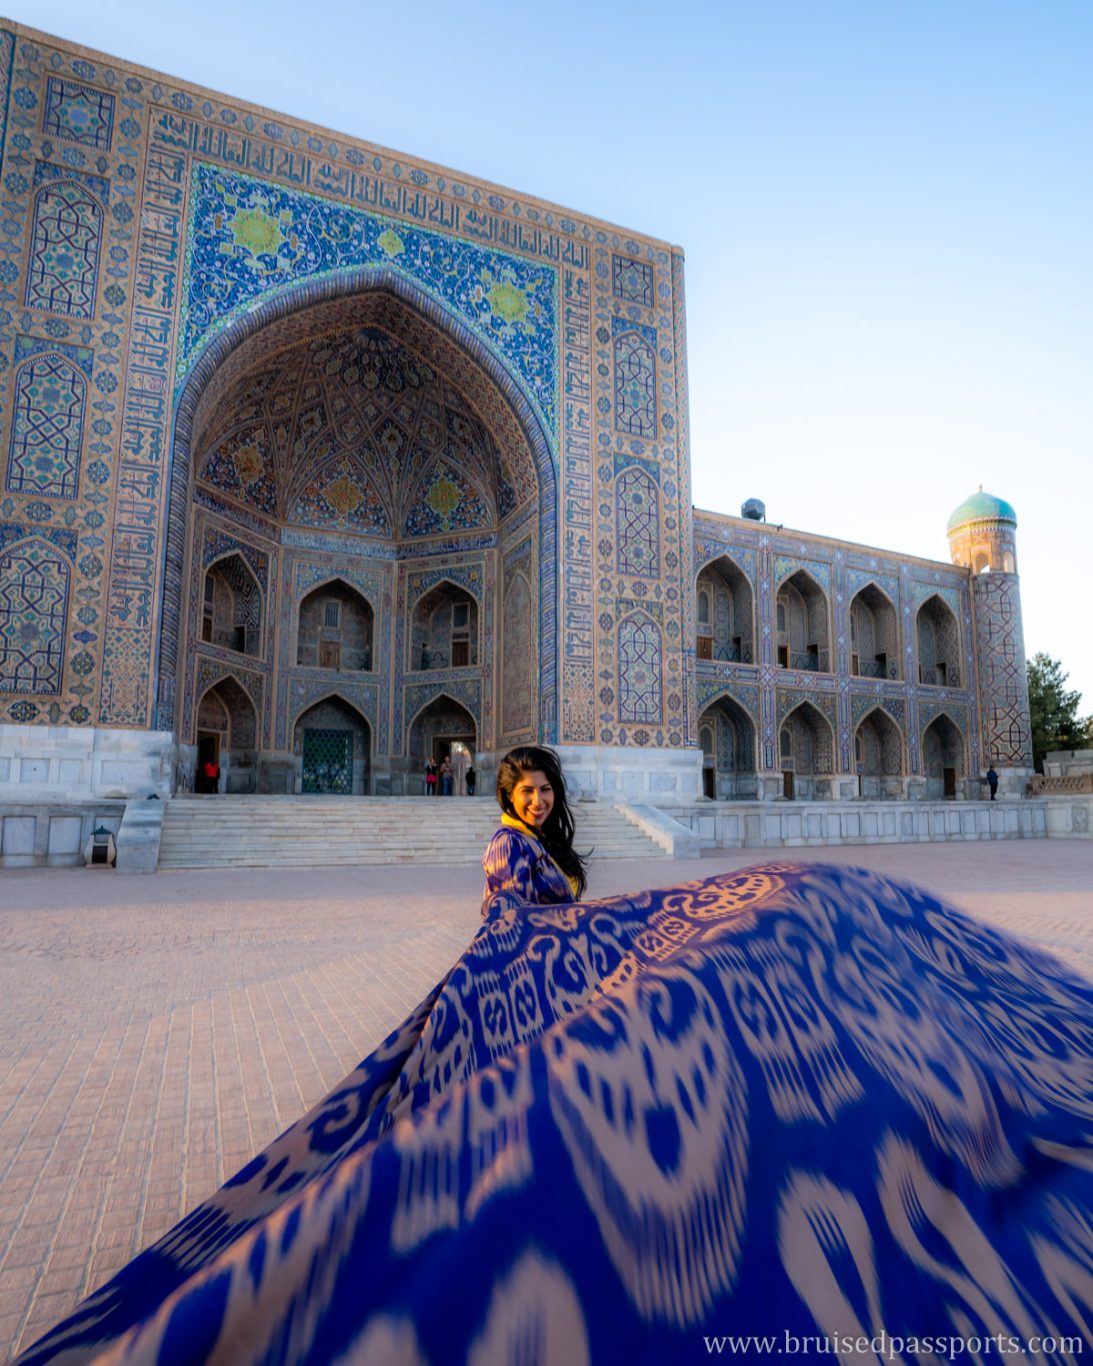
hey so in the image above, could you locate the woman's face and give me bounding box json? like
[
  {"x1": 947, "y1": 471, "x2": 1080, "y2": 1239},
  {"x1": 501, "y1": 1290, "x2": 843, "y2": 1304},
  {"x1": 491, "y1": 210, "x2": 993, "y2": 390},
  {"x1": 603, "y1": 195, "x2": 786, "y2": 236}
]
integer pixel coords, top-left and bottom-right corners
[{"x1": 511, "y1": 770, "x2": 554, "y2": 828}]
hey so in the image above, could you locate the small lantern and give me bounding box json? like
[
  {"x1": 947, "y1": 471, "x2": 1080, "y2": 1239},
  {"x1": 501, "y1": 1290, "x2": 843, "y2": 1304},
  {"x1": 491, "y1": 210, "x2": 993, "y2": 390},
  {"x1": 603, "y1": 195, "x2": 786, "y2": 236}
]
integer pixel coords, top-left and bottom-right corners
[{"x1": 84, "y1": 825, "x2": 116, "y2": 867}]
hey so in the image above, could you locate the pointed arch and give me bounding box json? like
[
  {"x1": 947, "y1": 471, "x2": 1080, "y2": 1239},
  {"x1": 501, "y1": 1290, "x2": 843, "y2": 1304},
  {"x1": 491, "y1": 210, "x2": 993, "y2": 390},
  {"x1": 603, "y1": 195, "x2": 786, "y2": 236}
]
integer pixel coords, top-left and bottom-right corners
[
  {"x1": 296, "y1": 577, "x2": 374, "y2": 671},
  {"x1": 775, "y1": 569, "x2": 831, "y2": 673},
  {"x1": 501, "y1": 568, "x2": 534, "y2": 739},
  {"x1": 410, "y1": 579, "x2": 480, "y2": 672},
  {"x1": 854, "y1": 706, "x2": 905, "y2": 780},
  {"x1": 695, "y1": 552, "x2": 755, "y2": 664},
  {"x1": 916, "y1": 594, "x2": 960, "y2": 687},
  {"x1": 201, "y1": 552, "x2": 262, "y2": 657},
  {"x1": 406, "y1": 691, "x2": 478, "y2": 767},
  {"x1": 849, "y1": 582, "x2": 900, "y2": 680},
  {"x1": 159, "y1": 270, "x2": 558, "y2": 740},
  {"x1": 290, "y1": 687, "x2": 371, "y2": 735},
  {"x1": 195, "y1": 673, "x2": 258, "y2": 750},
  {"x1": 697, "y1": 691, "x2": 758, "y2": 797},
  {"x1": 923, "y1": 711, "x2": 966, "y2": 797},
  {"x1": 780, "y1": 701, "x2": 835, "y2": 776},
  {"x1": 293, "y1": 691, "x2": 373, "y2": 795}
]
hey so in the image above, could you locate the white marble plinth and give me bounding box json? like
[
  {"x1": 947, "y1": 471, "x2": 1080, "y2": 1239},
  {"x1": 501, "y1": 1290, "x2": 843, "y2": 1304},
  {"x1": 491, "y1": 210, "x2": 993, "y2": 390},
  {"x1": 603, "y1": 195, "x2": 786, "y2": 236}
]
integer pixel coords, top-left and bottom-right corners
[
  {"x1": 658, "y1": 797, "x2": 1054, "y2": 849},
  {"x1": 0, "y1": 724, "x2": 174, "y2": 800},
  {"x1": 475, "y1": 745, "x2": 705, "y2": 804}
]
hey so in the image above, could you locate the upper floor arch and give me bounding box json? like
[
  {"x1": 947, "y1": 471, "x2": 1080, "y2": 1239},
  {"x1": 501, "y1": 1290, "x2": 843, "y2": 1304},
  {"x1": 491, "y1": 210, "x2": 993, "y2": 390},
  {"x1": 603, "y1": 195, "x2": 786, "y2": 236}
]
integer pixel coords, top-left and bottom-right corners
[{"x1": 695, "y1": 553, "x2": 755, "y2": 664}]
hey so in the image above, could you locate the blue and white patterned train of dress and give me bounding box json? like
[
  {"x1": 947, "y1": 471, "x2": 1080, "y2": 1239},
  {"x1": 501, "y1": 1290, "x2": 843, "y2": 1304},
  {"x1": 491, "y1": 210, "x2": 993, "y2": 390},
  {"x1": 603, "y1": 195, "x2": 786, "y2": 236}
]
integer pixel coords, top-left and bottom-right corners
[{"x1": 17, "y1": 865, "x2": 1093, "y2": 1364}]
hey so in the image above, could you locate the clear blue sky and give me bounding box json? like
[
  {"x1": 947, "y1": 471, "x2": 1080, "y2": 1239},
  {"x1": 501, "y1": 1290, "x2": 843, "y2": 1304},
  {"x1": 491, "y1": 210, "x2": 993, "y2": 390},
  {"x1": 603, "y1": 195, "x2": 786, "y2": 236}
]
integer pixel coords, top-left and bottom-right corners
[{"x1": 10, "y1": 1, "x2": 1092, "y2": 710}]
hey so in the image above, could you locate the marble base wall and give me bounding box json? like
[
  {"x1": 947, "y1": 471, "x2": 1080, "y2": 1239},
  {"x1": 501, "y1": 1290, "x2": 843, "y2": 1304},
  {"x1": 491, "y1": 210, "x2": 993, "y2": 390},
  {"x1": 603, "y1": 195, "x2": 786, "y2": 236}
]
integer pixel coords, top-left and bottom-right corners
[
  {"x1": 0, "y1": 725, "x2": 174, "y2": 799},
  {"x1": 476, "y1": 746, "x2": 706, "y2": 805},
  {"x1": 0, "y1": 800, "x2": 126, "y2": 868},
  {"x1": 660, "y1": 798, "x2": 1051, "y2": 849}
]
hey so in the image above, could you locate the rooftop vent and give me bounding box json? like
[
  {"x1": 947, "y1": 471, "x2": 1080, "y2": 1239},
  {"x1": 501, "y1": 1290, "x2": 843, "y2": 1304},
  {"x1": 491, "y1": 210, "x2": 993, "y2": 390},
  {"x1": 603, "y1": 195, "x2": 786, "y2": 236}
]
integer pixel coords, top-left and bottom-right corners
[{"x1": 741, "y1": 498, "x2": 766, "y2": 521}]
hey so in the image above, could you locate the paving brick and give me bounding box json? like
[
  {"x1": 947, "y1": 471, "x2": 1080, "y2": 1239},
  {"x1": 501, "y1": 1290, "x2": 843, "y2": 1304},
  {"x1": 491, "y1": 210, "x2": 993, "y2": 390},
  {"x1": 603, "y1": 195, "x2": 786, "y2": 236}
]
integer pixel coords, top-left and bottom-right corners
[{"x1": 2, "y1": 843, "x2": 1092, "y2": 1360}]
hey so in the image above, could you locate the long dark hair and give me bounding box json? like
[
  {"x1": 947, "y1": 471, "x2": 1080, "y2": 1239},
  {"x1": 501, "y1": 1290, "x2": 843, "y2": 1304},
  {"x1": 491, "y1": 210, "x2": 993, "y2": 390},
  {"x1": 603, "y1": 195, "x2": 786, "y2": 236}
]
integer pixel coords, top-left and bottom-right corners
[{"x1": 496, "y1": 745, "x2": 589, "y2": 897}]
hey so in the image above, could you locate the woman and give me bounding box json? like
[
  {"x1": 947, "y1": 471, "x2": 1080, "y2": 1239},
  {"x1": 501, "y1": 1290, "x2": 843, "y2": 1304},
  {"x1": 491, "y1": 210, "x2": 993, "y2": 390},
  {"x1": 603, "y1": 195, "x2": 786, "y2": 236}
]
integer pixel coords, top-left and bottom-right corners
[{"x1": 481, "y1": 745, "x2": 589, "y2": 911}]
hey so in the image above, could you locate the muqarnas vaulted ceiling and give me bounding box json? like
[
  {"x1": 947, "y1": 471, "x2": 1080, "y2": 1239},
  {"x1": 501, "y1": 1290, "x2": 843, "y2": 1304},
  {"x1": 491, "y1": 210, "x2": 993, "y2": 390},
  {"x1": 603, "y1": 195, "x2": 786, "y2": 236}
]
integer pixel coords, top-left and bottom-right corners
[{"x1": 192, "y1": 293, "x2": 538, "y2": 540}]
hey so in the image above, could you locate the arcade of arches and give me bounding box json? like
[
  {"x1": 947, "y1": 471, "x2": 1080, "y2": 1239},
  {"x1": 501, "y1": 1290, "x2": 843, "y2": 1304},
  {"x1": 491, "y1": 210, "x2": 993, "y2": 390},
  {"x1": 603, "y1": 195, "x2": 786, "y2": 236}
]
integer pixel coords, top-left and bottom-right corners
[
  {"x1": 693, "y1": 556, "x2": 973, "y2": 799},
  {"x1": 177, "y1": 288, "x2": 549, "y2": 794}
]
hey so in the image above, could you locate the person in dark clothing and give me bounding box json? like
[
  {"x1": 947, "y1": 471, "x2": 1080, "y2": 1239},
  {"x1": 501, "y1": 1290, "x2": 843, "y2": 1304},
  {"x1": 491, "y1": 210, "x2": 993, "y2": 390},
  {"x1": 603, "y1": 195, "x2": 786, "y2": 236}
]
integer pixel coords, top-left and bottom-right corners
[
  {"x1": 987, "y1": 765, "x2": 999, "y2": 800},
  {"x1": 465, "y1": 766, "x2": 476, "y2": 797},
  {"x1": 425, "y1": 760, "x2": 437, "y2": 796}
]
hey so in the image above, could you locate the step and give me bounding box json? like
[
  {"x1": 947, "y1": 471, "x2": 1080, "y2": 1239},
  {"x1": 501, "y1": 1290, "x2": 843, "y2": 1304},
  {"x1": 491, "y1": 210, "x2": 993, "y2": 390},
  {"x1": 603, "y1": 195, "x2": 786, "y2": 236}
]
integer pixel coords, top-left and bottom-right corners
[{"x1": 156, "y1": 797, "x2": 667, "y2": 870}]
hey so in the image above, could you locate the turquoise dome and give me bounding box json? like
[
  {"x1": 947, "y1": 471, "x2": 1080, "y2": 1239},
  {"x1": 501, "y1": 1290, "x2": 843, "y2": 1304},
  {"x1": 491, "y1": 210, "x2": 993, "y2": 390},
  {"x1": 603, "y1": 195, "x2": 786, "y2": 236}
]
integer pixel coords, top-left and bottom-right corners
[{"x1": 946, "y1": 489, "x2": 1017, "y2": 533}]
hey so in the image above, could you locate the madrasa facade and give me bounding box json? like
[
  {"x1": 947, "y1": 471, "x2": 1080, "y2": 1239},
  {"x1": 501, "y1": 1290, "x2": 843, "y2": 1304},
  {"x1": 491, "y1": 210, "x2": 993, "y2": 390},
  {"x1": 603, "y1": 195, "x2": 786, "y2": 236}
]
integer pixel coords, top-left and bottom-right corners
[{"x1": 0, "y1": 23, "x2": 1033, "y2": 819}]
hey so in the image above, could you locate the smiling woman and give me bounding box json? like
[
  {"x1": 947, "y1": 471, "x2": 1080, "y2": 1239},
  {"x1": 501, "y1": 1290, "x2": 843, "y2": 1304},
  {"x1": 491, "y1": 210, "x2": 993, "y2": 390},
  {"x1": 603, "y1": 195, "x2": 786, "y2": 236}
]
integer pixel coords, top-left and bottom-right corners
[{"x1": 481, "y1": 745, "x2": 589, "y2": 912}]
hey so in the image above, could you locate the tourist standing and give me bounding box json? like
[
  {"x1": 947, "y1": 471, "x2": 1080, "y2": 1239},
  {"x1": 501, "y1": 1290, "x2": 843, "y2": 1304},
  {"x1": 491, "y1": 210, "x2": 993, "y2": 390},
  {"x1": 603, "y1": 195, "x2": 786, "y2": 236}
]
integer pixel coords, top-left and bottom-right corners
[
  {"x1": 987, "y1": 764, "x2": 999, "y2": 800},
  {"x1": 425, "y1": 760, "x2": 437, "y2": 796},
  {"x1": 465, "y1": 765, "x2": 476, "y2": 797},
  {"x1": 199, "y1": 757, "x2": 220, "y2": 794},
  {"x1": 439, "y1": 756, "x2": 453, "y2": 796}
]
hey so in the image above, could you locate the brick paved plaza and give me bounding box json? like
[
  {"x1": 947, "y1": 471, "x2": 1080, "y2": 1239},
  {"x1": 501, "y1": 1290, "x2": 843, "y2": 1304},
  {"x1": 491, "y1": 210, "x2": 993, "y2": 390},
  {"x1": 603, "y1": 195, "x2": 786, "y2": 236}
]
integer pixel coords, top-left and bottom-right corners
[{"x1": 2, "y1": 842, "x2": 1092, "y2": 1358}]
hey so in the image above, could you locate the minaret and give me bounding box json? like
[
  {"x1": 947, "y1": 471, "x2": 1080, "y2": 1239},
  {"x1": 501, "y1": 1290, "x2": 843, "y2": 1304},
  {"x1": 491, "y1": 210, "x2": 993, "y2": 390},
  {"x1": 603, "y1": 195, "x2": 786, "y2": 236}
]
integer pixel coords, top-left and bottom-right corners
[{"x1": 946, "y1": 489, "x2": 1033, "y2": 793}]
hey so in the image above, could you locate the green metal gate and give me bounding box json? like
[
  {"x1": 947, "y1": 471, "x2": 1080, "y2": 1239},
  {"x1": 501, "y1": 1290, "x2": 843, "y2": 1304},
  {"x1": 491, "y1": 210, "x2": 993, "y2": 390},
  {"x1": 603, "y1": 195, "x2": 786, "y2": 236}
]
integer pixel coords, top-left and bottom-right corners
[{"x1": 302, "y1": 728, "x2": 353, "y2": 794}]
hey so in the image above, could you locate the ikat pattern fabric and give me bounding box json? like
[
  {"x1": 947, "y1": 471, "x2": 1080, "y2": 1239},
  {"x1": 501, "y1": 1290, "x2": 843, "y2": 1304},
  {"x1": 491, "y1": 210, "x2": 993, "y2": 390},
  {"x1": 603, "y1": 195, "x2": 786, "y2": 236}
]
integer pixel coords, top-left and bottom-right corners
[
  {"x1": 18, "y1": 865, "x2": 1092, "y2": 1365},
  {"x1": 480, "y1": 822, "x2": 575, "y2": 914}
]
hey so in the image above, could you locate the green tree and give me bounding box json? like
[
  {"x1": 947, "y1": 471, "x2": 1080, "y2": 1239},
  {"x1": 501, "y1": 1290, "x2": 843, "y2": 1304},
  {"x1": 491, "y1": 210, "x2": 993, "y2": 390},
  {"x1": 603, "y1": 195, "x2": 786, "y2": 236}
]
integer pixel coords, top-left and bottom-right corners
[{"x1": 1026, "y1": 653, "x2": 1089, "y2": 772}]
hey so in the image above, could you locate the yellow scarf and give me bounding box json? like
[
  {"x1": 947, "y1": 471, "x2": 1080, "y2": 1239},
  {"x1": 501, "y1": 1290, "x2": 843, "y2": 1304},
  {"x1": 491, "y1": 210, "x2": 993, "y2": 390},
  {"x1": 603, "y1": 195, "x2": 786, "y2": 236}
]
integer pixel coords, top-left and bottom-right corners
[{"x1": 500, "y1": 812, "x2": 580, "y2": 897}]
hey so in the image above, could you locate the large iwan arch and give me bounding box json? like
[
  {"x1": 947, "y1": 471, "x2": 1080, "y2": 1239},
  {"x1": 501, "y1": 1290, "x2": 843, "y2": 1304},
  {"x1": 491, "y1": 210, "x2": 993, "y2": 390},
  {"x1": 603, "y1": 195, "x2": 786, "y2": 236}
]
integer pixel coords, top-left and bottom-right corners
[{"x1": 158, "y1": 272, "x2": 558, "y2": 792}]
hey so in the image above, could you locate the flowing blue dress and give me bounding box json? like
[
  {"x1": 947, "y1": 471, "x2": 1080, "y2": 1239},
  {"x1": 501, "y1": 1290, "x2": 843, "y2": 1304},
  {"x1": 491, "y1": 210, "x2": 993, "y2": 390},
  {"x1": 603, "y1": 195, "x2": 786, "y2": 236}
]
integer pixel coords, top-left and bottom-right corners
[
  {"x1": 480, "y1": 814, "x2": 576, "y2": 912},
  {"x1": 17, "y1": 864, "x2": 1093, "y2": 1365}
]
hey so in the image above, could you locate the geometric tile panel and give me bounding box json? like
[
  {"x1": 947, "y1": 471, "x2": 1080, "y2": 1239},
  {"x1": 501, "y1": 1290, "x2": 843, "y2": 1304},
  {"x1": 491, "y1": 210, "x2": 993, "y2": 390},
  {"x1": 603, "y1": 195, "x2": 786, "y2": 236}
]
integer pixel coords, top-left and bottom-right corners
[
  {"x1": 25, "y1": 164, "x2": 108, "y2": 318},
  {"x1": 618, "y1": 612, "x2": 662, "y2": 723},
  {"x1": 6, "y1": 341, "x2": 91, "y2": 498},
  {"x1": 42, "y1": 77, "x2": 115, "y2": 149},
  {"x1": 0, "y1": 537, "x2": 70, "y2": 694},
  {"x1": 615, "y1": 466, "x2": 659, "y2": 578},
  {"x1": 613, "y1": 317, "x2": 656, "y2": 439},
  {"x1": 612, "y1": 253, "x2": 654, "y2": 308}
]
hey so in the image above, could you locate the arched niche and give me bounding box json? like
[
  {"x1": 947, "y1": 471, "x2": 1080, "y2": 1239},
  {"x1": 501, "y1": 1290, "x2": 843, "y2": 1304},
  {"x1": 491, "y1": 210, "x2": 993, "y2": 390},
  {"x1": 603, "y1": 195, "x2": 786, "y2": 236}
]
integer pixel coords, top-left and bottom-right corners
[
  {"x1": 697, "y1": 693, "x2": 757, "y2": 799},
  {"x1": 201, "y1": 553, "x2": 262, "y2": 657},
  {"x1": 161, "y1": 270, "x2": 558, "y2": 753},
  {"x1": 855, "y1": 707, "x2": 904, "y2": 799},
  {"x1": 501, "y1": 568, "x2": 534, "y2": 741},
  {"x1": 849, "y1": 584, "x2": 899, "y2": 680},
  {"x1": 410, "y1": 580, "x2": 478, "y2": 672},
  {"x1": 779, "y1": 701, "x2": 835, "y2": 800},
  {"x1": 297, "y1": 579, "x2": 374, "y2": 671},
  {"x1": 293, "y1": 694, "x2": 372, "y2": 795},
  {"x1": 916, "y1": 595, "x2": 960, "y2": 688},
  {"x1": 923, "y1": 712, "x2": 965, "y2": 799},
  {"x1": 195, "y1": 675, "x2": 258, "y2": 793},
  {"x1": 407, "y1": 694, "x2": 477, "y2": 794},
  {"x1": 776, "y1": 570, "x2": 830, "y2": 673},
  {"x1": 695, "y1": 554, "x2": 755, "y2": 664}
]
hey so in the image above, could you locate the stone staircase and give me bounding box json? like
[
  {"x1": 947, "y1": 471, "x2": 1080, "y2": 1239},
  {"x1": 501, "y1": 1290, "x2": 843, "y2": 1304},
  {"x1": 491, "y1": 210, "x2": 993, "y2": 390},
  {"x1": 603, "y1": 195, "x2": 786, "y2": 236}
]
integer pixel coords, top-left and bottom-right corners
[{"x1": 156, "y1": 796, "x2": 668, "y2": 870}]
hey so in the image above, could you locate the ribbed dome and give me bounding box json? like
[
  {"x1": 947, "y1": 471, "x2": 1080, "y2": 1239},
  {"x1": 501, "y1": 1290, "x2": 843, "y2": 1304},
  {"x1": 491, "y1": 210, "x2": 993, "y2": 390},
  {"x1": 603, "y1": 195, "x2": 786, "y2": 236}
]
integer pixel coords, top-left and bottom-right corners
[{"x1": 946, "y1": 488, "x2": 1017, "y2": 533}]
